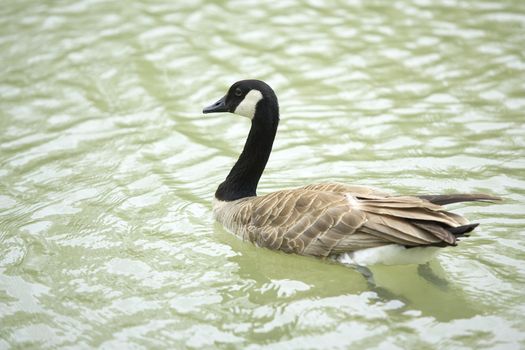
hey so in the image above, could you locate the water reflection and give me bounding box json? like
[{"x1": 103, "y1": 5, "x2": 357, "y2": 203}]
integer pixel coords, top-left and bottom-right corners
[{"x1": 217, "y1": 225, "x2": 483, "y2": 322}]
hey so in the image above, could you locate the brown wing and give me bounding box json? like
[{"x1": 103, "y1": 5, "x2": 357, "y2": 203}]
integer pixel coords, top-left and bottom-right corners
[
  {"x1": 216, "y1": 183, "x2": 491, "y2": 257},
  {"x1": 301, "y1": 182, "x2": 390, "y2": 198},
  {"x1": 247, "y1": 189, "x2": 368, "y2": 257},
  {"x1": 300, "y1": 183, "x2": 471, "y2": 246}
]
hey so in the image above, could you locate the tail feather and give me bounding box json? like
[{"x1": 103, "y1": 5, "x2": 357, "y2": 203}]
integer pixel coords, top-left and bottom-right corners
[
  {"x1": 448, "y1": 223, "x2": 479, "y2": 236},
  {"x1": 418, "y1": 194, "x2": 501, "y2": 206},
  {"x1": 406, "y1": 223, "x2": 480, "y2": 248}
]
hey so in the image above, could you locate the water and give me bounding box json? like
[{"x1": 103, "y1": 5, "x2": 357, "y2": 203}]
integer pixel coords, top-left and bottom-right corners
[{"x1": 1, "y1": 0, "x2": 524, "y2": 348}]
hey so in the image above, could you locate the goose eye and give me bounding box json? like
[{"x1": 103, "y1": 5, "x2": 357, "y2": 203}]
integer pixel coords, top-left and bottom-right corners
[{"x1": 234, "y1": 88, "x2": 242, "y2": 97}]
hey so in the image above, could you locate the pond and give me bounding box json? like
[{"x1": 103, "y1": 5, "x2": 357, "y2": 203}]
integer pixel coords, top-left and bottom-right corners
[{"x1": 1, "y1": 0, "x2": 524, "y2": 348}]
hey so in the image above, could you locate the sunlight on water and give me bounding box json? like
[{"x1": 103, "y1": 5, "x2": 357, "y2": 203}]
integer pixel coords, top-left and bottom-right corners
[{"x1": 1, "y1": 0, "x2": 524, "y2": 348}]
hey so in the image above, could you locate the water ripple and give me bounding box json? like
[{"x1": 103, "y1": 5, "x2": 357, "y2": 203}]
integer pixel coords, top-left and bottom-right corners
[{"x1": 1, "y1": 0, "x2": 524, "y2": 348}]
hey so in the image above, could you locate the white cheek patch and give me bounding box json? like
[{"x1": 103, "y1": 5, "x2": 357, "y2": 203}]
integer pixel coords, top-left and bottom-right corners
[{"x1": 234, "y1": 89, "x2": 263, "y2": 119}]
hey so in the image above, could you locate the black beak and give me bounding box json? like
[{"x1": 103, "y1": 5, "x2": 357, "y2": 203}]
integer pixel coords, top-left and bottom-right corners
[{"x1": 203, "y1": 96, "x2": 228, "y2": 114}]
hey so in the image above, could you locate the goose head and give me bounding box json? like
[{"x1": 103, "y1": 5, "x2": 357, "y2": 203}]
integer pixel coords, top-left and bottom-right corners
[
  {"x1": 203, "y1": 80, "x2": 280, "y2": 201},
  {"x1": 203, "y1": 79, "x2": 279, "y2": 122}
]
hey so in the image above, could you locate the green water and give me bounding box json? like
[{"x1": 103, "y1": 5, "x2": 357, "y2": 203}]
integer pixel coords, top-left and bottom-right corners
[{"x1": 1, "y1": 0, "x2": 524, "y2": 348}]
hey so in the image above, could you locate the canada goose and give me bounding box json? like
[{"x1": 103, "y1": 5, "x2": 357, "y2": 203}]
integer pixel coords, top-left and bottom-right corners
[{"x1": 203, "y1": 80, "x2": 500, "y2": 266}]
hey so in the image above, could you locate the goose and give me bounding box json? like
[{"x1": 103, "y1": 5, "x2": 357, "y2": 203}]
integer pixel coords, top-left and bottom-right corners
[{"x1": 203, "y1": 79, "x2": 500, "y2": 267}]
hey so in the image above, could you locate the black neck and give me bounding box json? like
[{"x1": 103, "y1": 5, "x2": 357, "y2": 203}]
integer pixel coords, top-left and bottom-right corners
[{"x1": 215, "y1": 101, "x2": 279, "y2": 201}]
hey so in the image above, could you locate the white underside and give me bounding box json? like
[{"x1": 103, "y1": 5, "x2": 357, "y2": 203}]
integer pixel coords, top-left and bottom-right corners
[{"x1": 336, "y1": 245, "x2": 440, "y2": 266}]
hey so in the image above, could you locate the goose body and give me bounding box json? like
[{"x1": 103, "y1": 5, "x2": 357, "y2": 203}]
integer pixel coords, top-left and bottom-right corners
[{"x1": 203, "y1": 80, "x2": 499, "y2": 266}]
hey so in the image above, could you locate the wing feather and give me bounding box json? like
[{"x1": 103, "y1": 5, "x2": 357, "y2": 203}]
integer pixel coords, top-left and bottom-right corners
[{"x1": 213, "y1": 182, "x2": 496, "y2": 257}]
